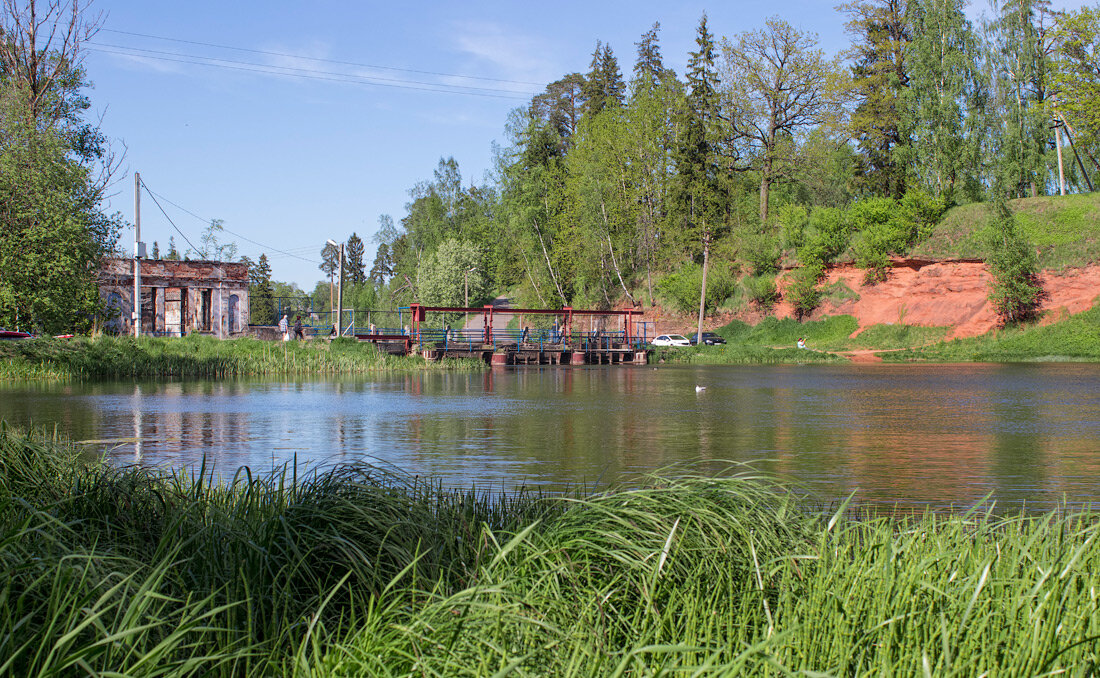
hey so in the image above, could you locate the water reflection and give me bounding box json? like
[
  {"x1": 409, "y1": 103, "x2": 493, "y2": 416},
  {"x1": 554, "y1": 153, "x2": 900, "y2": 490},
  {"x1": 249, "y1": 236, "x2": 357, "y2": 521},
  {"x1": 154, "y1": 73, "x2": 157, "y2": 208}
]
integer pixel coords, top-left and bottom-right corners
[{"x1": 2, "y1": 364, "x2": 1100, "y2": 508}]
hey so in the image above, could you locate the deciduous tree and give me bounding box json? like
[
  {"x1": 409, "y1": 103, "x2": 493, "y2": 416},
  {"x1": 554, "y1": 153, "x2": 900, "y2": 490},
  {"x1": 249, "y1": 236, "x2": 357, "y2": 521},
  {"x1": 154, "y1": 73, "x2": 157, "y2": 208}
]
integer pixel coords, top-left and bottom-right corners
[{"x1": 721, "y1": 16, "x2": 845, "y2": 223}]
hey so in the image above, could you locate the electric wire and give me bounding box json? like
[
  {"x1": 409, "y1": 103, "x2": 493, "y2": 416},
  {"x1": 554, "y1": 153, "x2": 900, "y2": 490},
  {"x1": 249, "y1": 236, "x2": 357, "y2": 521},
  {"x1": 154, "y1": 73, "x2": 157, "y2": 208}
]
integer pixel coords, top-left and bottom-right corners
[
  {"x1": 141, "y1": 183, "x2": 323, "y2": 265},
  {"x1": 140, "y1": 183, "x2": 202, "y2": 256},
  {"x1": 88, "y1": 45, "x2": 532, "y2": 100},
  {"x1": 89, "y1": 42, "x2": 540, "y2": 97},
  {"x1": 100, "y1": 28, "x2": 547, "y2": 87}
]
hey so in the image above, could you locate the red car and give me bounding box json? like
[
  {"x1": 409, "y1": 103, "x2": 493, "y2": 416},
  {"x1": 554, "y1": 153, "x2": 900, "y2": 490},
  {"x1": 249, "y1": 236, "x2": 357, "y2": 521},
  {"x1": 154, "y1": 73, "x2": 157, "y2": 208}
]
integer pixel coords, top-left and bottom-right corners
[{"x1": 0, "y1": 328, "x2": 34, "y2": 340}]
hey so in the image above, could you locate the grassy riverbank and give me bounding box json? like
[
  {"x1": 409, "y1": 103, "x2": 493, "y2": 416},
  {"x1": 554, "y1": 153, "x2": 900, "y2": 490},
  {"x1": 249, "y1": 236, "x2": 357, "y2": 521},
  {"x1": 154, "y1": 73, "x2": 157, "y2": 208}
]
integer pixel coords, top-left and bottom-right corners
[
  {"x1": 656, "y1": 308, "x2": 1100, "y2": 364},
  {"x1": 885, "y1": 303, "x2": 1100, "y2": 362},
  {"x1": 0, "y1": 334, "x2": 483, "y2": 379},
  {"x1": 3, "y1": 425, "x2": 1098, "y2": 676}
]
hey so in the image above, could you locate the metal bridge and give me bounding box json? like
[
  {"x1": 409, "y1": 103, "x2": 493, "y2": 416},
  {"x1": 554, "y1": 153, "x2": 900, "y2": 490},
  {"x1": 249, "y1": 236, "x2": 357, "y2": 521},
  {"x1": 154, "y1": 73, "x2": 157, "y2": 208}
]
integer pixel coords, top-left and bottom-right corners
[{"x1": 356, "y1": 303, "x2": 650, "y2": 366}]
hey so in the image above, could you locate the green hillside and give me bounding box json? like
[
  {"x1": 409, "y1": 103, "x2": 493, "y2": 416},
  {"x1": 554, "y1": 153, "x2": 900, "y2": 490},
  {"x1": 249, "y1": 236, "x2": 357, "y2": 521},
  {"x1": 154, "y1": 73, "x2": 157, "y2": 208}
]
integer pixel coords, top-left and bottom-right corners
[{"x1": 912, "y1": 192, "x2": 1100, "y2": 270}]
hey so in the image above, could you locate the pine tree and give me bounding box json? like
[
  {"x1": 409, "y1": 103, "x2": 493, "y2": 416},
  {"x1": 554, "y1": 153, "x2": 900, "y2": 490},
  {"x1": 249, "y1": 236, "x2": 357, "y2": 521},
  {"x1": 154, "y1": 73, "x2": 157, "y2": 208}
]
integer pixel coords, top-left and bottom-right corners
[
  {"x1": 165, "y1": 237, "x2": 180, "y2": 261},
  {"x1": 248, "y1": 253, "x2": 275, "y2": 325},
  {"x1": 370, "y1": 242, "x2": 392, "y2": 285},
  {"x1": 842, "y1": 0, "x2": 912, "y2": 198},
  {"x1": 151, "y1": 241, "x2": 160, "y2": 259},
  {"x1": 346, "y1": 232, "x2": 365, "y2": 283},
  {"x1": 986, "y1": 199, "x2": 1043, "y2": 323},
  {"x1": 633, "y1": 22, "x2": 665, "y2": 88},
  {"x1": 581, "y1": 42, "x2": 625, "y2": 117},
  {"x1": 674, "y1": 14, "x2": 725, "y2": 343}
]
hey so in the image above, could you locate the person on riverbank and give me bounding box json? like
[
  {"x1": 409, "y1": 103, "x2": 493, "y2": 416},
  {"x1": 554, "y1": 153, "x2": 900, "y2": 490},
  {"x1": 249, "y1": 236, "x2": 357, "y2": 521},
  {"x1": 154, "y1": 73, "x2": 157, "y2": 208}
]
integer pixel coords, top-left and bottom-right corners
[
  {"x1": 279, "y1": 314, "x2": 288, "y2": 341},
  {"x1": 797, "y1": 337, "x2": 807, "y2": 350},
  {"x1": 521, "y1": 326, "x2": 530, "y2": 344},
  {"x1": 293, "y1": 316, "x2": 303, "y2": 340}
]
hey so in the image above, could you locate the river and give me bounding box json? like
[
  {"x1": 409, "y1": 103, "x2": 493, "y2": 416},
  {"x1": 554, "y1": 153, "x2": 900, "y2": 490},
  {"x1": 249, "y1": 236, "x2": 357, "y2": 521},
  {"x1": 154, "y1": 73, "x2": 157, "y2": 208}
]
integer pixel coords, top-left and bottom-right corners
[{"x1": 2, "y1": 363, "x2": 1099, "y2": 509}]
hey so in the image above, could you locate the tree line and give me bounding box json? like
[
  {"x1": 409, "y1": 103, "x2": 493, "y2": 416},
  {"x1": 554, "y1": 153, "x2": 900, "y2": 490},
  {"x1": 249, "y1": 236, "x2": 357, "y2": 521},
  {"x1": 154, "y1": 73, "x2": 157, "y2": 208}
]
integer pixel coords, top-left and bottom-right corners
[
  {"x1": 4, "y1": 1, "x2": 1096, "y2": 334},
  {"x1": 348, "y1": 1, "x2": 1098, "y2": 331}
]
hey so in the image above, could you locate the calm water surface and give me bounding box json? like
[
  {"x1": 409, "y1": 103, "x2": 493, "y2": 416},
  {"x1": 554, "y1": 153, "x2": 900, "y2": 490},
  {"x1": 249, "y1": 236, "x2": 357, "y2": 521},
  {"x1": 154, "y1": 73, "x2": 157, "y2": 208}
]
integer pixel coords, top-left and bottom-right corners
[{"x1": 2, "y1": 363, "x2": 1099, "y2": 509}]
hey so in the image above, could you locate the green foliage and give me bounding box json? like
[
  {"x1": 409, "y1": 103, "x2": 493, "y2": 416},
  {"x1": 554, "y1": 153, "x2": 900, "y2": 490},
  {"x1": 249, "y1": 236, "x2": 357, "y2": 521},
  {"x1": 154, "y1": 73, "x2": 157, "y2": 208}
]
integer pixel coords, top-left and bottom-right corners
[
  {"x1": 189, "y1": 218, "x2": 237, "y2": 261},
  {"x1": 4, "y1": 428, "x2": 1100, "y2": 673},
  {"x1": 246, "y1": 254, "x2": 275, "y2": 325},
  {"x1": 796, "y1": 207, "x2": 850, "y2": 267},
  {"x1": 778, "y1": 203, "x2": 810, "y2": 250},
  {"x1": 720, "y1": 313, "x2": 859, "y2": 347},
  {"x1": 416, "y1": 239, "x2": 488, "y2": 312},
  {"x1": 914, "y1": 193, "x2": 1100, "y2": 270},
  {"x1": 887, "y1": 302, "x2": 1100, "y2": 361},
  {"x1": 656, "y1": 264, "x2": 735, "y2": 314},
  {"x1": 843, "y1": 0, "x2": 910, "y2": 198},
  {"x1": 851, "y1": 190, "x2": 946, "y2": 281},
  {"x1": 985, "y1": 200, "x2": 1044, "y2": 325},
  {"x1": 1051, "y1": 7, "x2": 1100, "y2": 165},
  {"x1": 0, "y1": 105, "x2": 121, "y2": 335},
  {"x1": 345, "y1": 232, "x2": 366, "y2": 283},
  {"x1": 742, "y1": 274, "x2": 779, "y2": 309},
  {"x1": 820, "y1": 278, "x2": 860, "y2": 305},
  {"x1": 740, "y1": 228, "x2": 781, "y2": 275},
  {"x1": 0, "y1": 335, "x2": 482, "y2": 380},
  {"x1": 785, "y1": 263, "x2": 825, "y2": 320},
  {"x1": 849, "y1": 322, "x2": 949, "y2": 349}
]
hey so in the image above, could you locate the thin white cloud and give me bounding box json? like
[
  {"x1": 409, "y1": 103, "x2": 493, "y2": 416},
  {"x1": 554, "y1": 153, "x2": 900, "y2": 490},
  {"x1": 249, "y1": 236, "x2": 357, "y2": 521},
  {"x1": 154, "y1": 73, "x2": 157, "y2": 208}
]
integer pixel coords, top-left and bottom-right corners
[{"x1": 450, "y1": 20, "x2": 557, "y2": 88}]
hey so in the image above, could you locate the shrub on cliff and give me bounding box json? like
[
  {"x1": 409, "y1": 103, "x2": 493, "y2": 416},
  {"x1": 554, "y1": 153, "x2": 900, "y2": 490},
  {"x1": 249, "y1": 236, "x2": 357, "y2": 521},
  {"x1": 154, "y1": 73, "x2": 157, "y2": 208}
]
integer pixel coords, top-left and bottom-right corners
[{"x1": 986, "y1": 200, "x2": 1044, "y2": 325}]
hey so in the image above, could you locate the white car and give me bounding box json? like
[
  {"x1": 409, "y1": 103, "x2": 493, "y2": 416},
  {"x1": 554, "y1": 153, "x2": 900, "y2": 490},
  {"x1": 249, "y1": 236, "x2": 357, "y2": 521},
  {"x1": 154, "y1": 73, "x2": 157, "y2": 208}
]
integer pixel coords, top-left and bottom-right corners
[{"x1": 652, "y1": 334, "x2": 691, "y2": 347}]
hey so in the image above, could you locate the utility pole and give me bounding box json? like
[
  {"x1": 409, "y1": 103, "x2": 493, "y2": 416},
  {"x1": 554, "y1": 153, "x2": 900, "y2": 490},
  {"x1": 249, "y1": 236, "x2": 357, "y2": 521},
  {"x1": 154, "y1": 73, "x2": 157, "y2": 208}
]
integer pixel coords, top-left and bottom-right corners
[
  {"x1": 133, "y1": 172, "x2": 143, "y2": 337},
  {"x1": 337, "y1": 242, "x2": 344, "y2": 337},
  {"x1": 1055, "y1": 123, "x2": 1066, "y2": 196},
  {"x1": 328, "y1": 239, "x2": 344, "y2": 337}
]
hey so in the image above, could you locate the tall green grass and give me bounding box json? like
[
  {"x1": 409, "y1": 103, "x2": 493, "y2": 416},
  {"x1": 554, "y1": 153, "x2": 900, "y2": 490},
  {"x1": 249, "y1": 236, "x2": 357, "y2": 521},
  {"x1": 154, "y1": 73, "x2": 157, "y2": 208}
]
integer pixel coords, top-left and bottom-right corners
[
  {"x1": 887, "y1": 303, "x2": 1100, "y2": 362},
  {"x1": 913, "y1": 192, "x2": 1100, "y2": 270},
  {"x1": 2, "y1": 423, "x2": 1099, "y2": 676},
  {"x1": 0, "y1": 335, "x2": 485, "y2": 380}
]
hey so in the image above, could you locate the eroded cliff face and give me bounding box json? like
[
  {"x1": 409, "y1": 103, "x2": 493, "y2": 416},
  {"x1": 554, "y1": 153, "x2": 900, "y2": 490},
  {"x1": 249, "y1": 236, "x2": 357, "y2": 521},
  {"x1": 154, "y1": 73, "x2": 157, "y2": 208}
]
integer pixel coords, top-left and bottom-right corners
[{"x1": 774, "y1": 260, "x2": 1100, "y2": 338}]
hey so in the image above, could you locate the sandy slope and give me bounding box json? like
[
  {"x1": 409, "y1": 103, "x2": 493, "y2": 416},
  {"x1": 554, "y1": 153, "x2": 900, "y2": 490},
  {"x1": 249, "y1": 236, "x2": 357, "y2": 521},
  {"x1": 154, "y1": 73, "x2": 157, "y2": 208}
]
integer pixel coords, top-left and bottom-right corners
[{"x1": 772, "y1": 260, "x2": 1100, "y2": 338}]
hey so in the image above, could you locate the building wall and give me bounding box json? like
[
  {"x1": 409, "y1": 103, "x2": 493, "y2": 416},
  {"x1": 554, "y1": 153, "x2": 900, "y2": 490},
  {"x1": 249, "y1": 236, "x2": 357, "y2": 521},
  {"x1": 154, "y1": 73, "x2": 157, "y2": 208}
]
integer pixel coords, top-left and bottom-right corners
[{"x1": 98, "y1": 258, "x2": 249, "y2": 338}]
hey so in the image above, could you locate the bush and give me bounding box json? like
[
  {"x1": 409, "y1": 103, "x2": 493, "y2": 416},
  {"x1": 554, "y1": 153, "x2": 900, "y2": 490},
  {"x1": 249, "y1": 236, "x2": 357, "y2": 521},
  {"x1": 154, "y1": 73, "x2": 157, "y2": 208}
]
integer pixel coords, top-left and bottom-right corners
[
  {"x1": 742, "y1": 274, "x2": 780, "y2": 309},
  {"x1": 851, "y1": 191, "x2": 946, "y2": 282},
  {"x1": 778, "y1": 204, "x2": 810, "y2": 251},
  {"x1": 985, "y1": 200, "x2": 1044, "y2": 325},
  {"x1": 741, "y1": 229, "x2": 781, "y2": 275},
  {"x1": 797, "y1": 207, "x2": 850, "y2": 268},
  {"x1": 656, "y1": 264, "x2": 736, "y2": 315},
  {"x1": 785, "y1": 263, "x2": 824, "y2": 321}
]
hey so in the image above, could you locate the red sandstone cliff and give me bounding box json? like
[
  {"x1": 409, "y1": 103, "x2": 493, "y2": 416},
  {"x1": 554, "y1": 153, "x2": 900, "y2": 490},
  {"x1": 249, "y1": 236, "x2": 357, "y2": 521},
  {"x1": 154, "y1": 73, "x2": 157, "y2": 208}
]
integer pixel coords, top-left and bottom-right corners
[{"x1": 773, "y1": 260, "x2": 1100, "y2": 338}]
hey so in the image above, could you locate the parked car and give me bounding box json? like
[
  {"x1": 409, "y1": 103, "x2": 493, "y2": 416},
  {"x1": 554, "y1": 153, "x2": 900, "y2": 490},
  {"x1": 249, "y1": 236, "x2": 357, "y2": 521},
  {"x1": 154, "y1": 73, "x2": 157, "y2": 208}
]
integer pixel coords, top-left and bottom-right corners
[
  {"x1": 652, "y1": 334, "x2": 691, "y2": 347},
  {"x1": 690, "y1": 332, "x2": 727, "y2": 346},
  {"x1": 0, "y1": 328, "x2": 34, "y2": 340}
]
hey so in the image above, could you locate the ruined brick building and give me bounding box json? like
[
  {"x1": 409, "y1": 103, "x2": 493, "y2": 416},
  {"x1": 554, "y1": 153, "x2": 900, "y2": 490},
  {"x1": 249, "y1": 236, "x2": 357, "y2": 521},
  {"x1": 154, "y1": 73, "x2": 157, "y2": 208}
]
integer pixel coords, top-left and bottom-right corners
[{"x1": 97, "y1": 258, "x2": 250, "y2": 338}]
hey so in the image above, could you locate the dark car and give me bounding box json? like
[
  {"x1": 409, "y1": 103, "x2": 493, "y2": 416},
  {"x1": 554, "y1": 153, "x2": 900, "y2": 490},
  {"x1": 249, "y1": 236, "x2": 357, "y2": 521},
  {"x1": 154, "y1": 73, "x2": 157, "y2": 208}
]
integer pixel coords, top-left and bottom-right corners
[{"x1": 690, "y1": 332, "x2": 726, "y2": 346}]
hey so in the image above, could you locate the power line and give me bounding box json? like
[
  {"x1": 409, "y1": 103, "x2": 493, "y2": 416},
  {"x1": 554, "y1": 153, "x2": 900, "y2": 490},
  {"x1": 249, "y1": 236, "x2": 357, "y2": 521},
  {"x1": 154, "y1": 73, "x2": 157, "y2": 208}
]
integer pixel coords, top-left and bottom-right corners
[
  {"x1": 141, "y1": 183, "x2": 202, "y2": 256},
  {"x1": 101, "y1": 28, "x2": 547, "y2": 87},
  {"x1": 140, "y1": 183, "x2": 323, "y2": 265},
  {"x1": 89, "y1": 42, "x2": 540, "y2": 98}
]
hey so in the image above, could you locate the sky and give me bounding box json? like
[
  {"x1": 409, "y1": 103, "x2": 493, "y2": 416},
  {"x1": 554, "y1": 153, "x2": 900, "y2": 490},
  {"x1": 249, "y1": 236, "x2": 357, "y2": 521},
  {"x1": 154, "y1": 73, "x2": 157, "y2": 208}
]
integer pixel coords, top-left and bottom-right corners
[{"x1": 83, "y1": 0, "x2": 1095, "y2": 289}]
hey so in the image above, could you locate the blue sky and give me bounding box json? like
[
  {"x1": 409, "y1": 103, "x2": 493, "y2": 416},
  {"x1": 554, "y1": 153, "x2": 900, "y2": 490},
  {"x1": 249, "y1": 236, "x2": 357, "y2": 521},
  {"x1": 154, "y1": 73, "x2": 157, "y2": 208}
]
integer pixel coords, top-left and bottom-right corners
[{"x1": 85, "y1": 0, "x2": 1093, "y2": 289}]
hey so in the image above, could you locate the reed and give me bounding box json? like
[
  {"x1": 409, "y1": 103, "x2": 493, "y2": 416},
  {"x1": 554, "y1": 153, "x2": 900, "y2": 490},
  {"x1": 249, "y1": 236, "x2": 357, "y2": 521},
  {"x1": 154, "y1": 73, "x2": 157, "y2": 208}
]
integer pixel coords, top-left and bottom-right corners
[
  {"x1": 1, "y1": 424, "x2": 1098, "y2": 676},
  {"x1": 0, "y1": 335, "x2": 485, "y2": 380}
]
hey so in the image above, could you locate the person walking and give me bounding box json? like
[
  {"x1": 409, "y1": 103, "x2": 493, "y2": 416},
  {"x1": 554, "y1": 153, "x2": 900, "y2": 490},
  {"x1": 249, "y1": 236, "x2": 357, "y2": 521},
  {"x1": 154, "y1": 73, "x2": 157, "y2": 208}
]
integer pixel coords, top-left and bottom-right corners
[
  {"x1": 293, "y1": 315, "x2": 304, "y2": 340},
  {"x1": 279, "y1": 314, "x2": 289, "y2": 341}
]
